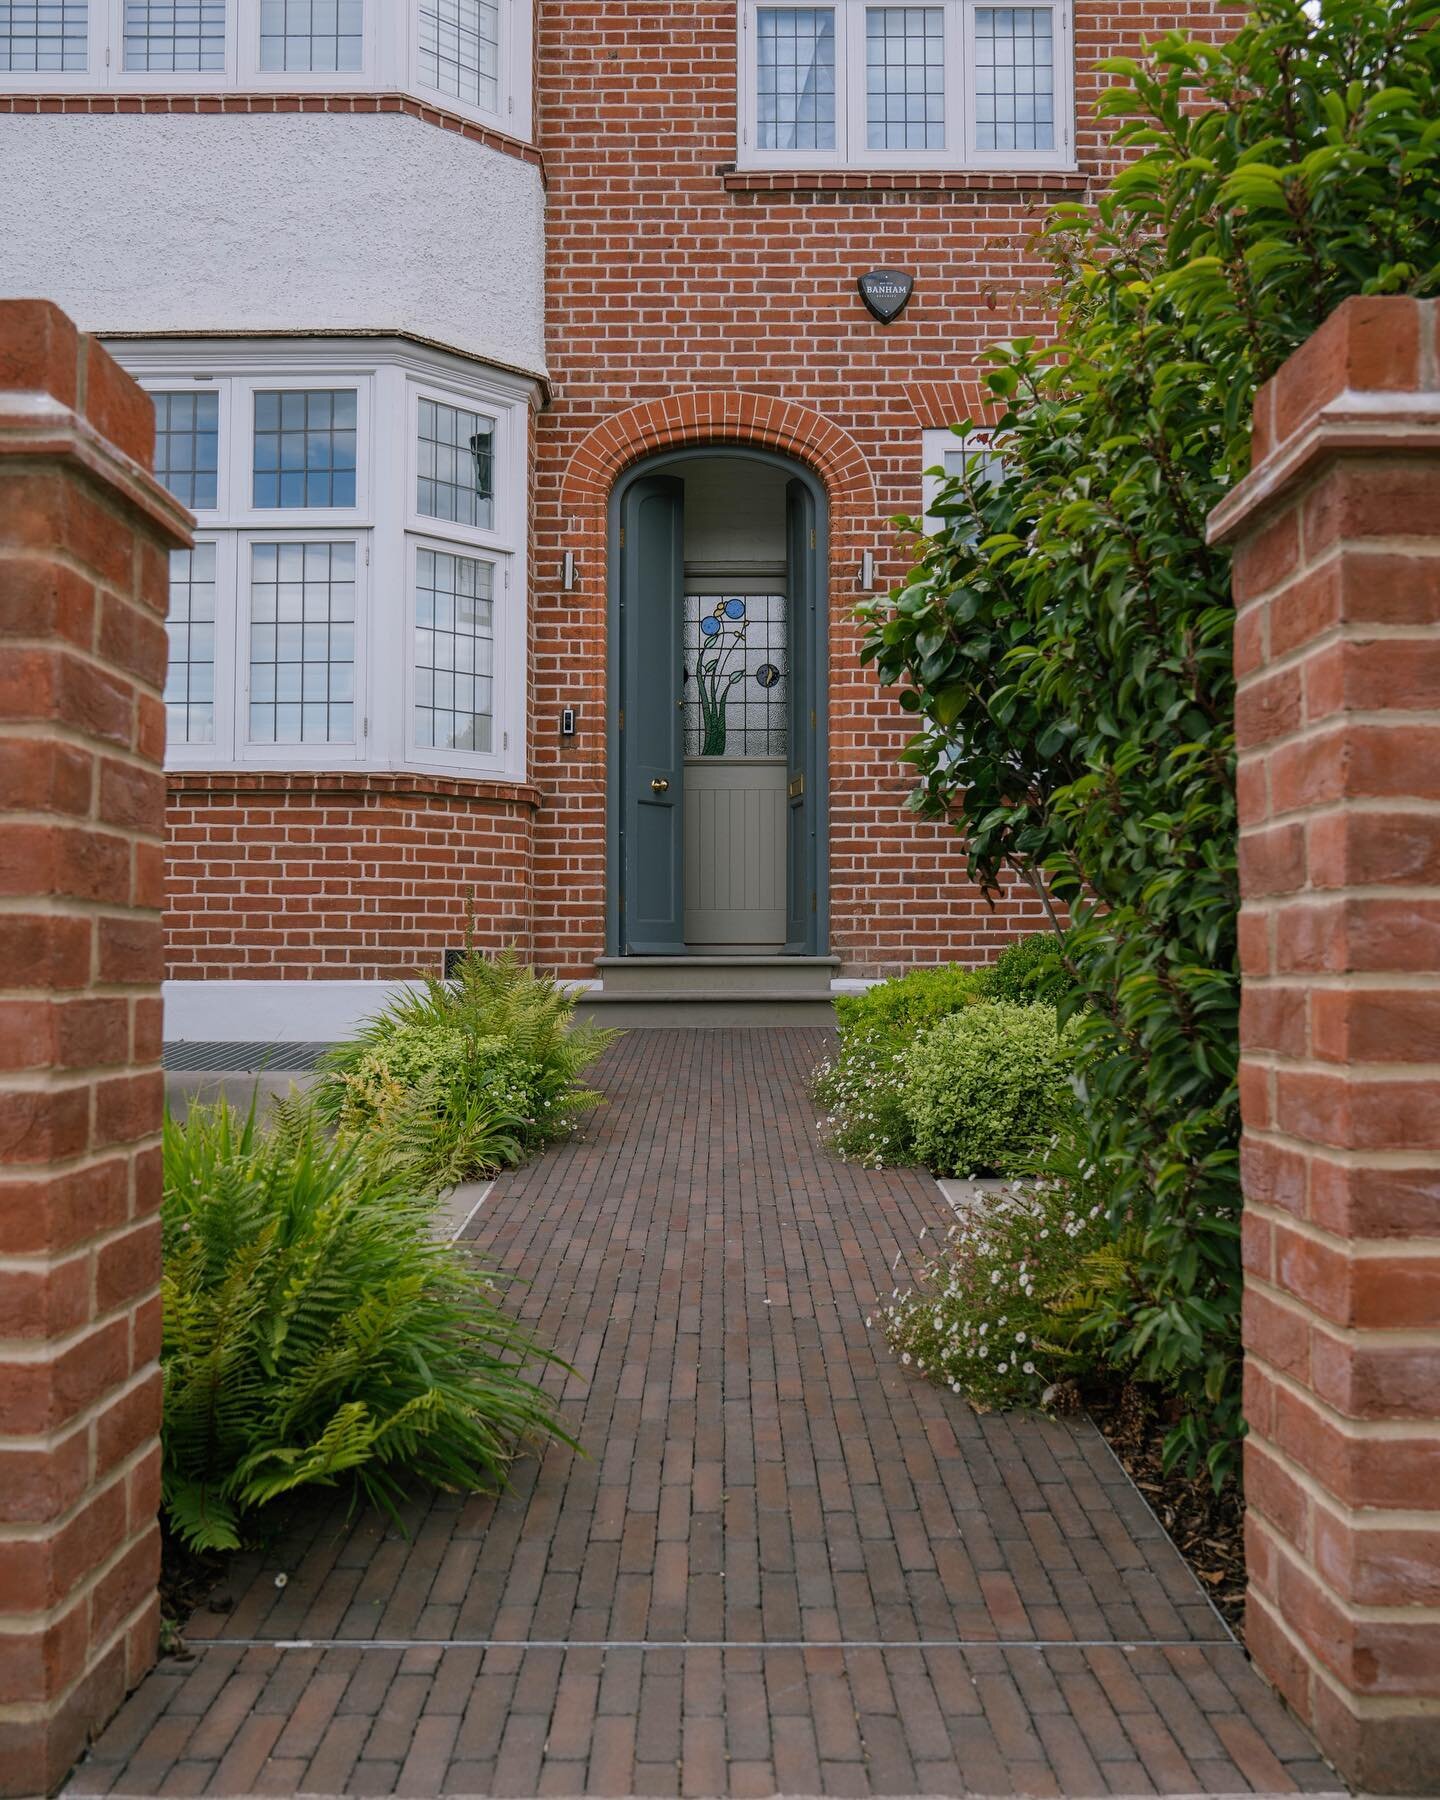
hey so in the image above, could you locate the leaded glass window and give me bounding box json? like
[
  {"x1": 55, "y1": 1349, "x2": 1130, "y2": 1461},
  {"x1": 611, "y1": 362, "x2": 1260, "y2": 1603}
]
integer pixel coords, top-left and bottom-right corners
[
  {"x1": 743, "y1": 0, "x2": 1069, "y2": 169},
  {"x1": 924, "y1": 428, "x2": 1004, "y2": 532},
  {"x1": 248, "y1": 541, "x2": 356, "y2": 743},
  {"x1": 974, "y1": 6, "x2": 1054, "y2": 151},
  {"x1": 684, "y1": 594, "x2": 788, "y2": 758},
  {"x1": 417, "y1": 0, "x2": 498, "y2": 113},
  {"x1": 417, "y1": 397, "x2": 494, "y2": 532},
  {"x1": 414, "y1": 548, "x2": 493, "y2": 753},
  {"x1": 258, "y1": 0, "x2": 362, "y2": 73},
  {"x1": 0, "y1": 1, "x2": 88, "y2": 70},
  {"x1": 865, "y1": 7, "x2": 943, "y2": 151},
  {"x1": 252, "y1": 389, "x2": 357, "y2": 509},
  {"x1": 123, "y1": 1, "x2": 225, "y2": 71},
  {"x1": 165, "y1": 543, "x2": 217, "y2": 744},
  {"x1": 154, "y1": 391, "x2": 220, "y2": 509},
  {"x1": 756, "y1": 7, "x2": 835, "y2": 152}
]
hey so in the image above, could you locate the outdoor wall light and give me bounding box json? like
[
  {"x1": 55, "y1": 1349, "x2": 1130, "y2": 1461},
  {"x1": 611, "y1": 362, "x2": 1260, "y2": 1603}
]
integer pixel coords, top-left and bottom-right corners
[
  {"x1": 858, "y1": 549, "x2": 876, "y2": 591},
  {"x1": 561, "y1": 550, "x2": 577, "y2": 590}
]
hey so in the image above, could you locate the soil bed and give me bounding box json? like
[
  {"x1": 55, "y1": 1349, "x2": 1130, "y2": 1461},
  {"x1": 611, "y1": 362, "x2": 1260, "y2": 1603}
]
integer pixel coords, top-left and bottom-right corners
[{"x1": 1088, "y1": 1383, "x2": 1247, "y2": 1635}]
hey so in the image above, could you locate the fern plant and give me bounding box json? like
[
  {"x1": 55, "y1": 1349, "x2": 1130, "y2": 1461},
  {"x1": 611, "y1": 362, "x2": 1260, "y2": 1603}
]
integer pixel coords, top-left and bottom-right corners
[
  {"x1": 161, "y1": 1099, "x2": 574, "y2": 1552},
  {"x1": 313, "y1": 948, "x2": 617, "y2": 1186}
]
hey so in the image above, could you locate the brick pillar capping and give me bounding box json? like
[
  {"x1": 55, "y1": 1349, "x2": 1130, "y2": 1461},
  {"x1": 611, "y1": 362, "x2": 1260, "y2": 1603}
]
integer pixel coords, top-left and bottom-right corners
[
  {"x1": 1208, "y1": 295, "x2": 1440, "y2": 1795},
  {"x1": 0, "y1": 300, "x2": 190, "y2": 1794}
]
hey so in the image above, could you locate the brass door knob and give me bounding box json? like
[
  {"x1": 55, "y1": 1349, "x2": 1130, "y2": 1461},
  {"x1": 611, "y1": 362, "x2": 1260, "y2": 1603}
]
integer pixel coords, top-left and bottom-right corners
[{"x1": 650, "y1": 778, "x2": 670, "y2": 793}]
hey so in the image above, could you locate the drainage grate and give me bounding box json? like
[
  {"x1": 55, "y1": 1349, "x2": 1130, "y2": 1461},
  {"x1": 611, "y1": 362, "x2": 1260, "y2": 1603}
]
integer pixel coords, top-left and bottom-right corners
[{"x1": 162, "y1": 1041, "x2": 336, "y2": 1072}]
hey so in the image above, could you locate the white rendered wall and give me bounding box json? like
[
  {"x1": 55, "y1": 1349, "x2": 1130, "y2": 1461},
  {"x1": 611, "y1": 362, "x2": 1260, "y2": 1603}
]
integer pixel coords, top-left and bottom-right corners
[{"x1": 0, "y1": 114, "x2": 545, "y2": 378}]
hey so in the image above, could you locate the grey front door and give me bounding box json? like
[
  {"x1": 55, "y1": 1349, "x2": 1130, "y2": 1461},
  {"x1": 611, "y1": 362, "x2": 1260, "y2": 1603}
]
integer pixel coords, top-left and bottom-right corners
[
  {"x1": 619, "y1": 475, "x2": 686, "y2": 954},
  {"x1": 784, "y1": 478, "x2": 816, "y2": 954}
]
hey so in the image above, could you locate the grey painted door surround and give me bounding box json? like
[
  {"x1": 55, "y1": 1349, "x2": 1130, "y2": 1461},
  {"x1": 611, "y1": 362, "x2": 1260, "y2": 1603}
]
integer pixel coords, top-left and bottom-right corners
[{"x1": 608, "y1": 448, "x2": 829, "y2": 958}]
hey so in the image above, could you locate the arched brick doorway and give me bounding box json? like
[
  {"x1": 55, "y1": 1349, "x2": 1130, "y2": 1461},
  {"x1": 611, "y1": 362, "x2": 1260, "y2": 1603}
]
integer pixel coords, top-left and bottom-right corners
[{"x1": 530, "y1": 392, "x2": 876, "y2": 978}]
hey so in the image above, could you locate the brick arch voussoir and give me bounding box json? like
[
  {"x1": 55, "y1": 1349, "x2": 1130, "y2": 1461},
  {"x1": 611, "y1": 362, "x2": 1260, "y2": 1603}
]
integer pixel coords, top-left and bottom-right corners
[{"x1": 560, "y1": 391, "x2": 876, "y2": 521}]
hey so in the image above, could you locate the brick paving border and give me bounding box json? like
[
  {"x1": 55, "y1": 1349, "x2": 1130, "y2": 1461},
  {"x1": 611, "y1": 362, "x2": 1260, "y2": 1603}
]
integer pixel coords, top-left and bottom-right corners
[{"x1": 67, "y1": 1031, "x2": 1343, "y2": 1797}]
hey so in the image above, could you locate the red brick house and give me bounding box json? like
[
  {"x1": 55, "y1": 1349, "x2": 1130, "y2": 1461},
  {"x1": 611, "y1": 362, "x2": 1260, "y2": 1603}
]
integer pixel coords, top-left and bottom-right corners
[{"x1": 1, "y1": 0, "x2": 1239, "y2": 1036}]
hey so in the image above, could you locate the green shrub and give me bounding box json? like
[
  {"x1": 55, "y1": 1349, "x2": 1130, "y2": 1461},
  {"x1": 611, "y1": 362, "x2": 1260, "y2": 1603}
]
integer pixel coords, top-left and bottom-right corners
[
  {"x1": 862, "y1": 0, "x2": 1440, "y2": 1481},
  {"x1": 976, "y1": 934, "x2": 1072, "y2": 1006},
  {"x1": 901, "y1": 1002, "x2": 1079, "y2": 1178},
  {"x1": 316, "y1": 949, "x2": 617, "y2": 1187},
  {"x1": 877, "y1": 1174, "x2": 1140, "y2": 1412},
  {"x1": 350, "y1": 1069, "x2": 524, "y2": 1197},
  {"x1": 815, "y1": 965, "x2": 982, "y2": 1166},
  {"x1": 161, "y1": 1100, "x2": 573, "y2": 1553},
  {"x1": 833, "y1": 963, "x2": 981, "y2": 1037}
]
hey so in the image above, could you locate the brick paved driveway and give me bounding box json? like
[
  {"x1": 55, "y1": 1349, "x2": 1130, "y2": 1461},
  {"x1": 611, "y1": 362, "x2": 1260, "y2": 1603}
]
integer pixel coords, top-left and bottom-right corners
[{"x1": 70, "y1": 1030, "x2": 1341, "y2": 1798}]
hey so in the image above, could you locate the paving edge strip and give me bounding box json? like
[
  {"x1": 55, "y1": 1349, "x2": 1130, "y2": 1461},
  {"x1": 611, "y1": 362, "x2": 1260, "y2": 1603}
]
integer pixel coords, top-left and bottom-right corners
[
  {"x1": 181, "y1": 1635, "x2": 1235, "y2": 1652},
  {"x1": 69, "y1": 1791, "x2": 1354, "y2": 1800},
  {"x1": 441, "y1": 1178, "x2": 494, "y2": 1240}
]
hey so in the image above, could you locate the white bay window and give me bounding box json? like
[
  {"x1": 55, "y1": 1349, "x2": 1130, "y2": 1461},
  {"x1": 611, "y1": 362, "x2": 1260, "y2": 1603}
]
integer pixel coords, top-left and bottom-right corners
[
  {"x1": 739, "y1": 0, "x2": 1072, "y2": 171},
  {"x1": 120, "y1": 340, "x2": 530, "y2": 782},
  {"x1": 0, "y1": 0, "x2": 530, "y2": 134}
]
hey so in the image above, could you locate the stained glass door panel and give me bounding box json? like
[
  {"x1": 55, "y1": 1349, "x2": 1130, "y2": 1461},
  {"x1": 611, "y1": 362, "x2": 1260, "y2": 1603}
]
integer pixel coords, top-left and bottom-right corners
[{"x1": 683, "y1": 592, "x2": 787, "y2": 758}]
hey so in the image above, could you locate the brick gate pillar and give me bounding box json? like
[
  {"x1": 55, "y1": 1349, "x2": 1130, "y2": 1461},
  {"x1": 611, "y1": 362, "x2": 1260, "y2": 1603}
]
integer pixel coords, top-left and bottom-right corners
[
  {"x1": 0, "y1": 302, "x2": 190, "y2": 1793},
  {"x1": 1209, "y1": 295, "x2": 1440, "y2": 1793}
]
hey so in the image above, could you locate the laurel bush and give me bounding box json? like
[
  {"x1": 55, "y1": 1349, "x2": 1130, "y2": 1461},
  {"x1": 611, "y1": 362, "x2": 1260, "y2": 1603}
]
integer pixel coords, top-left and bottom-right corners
[{"x1": 862, "y1": 0, "x2": 1440, "y2": 1481}]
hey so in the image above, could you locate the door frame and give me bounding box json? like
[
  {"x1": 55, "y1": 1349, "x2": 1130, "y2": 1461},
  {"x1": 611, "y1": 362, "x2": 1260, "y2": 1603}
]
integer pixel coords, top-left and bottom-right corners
[{"x1": 605, "y1": 445, "x2": 831, "y2": 958}]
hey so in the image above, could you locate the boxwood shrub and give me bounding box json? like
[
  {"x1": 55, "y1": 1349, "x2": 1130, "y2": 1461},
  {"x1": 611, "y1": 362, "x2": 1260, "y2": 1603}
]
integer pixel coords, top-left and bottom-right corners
[
  {"x1": 815, "y1": 965, "x2": 983, "y2": 1166},
  {"x1": 902, "y1": 1002, "x2": 1079, "y2": 1178}
]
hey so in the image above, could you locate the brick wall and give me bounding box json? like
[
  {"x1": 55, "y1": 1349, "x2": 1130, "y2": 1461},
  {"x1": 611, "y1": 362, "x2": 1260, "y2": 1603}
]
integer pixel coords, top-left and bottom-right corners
[
  {"x1": 530, "y1": 0, "x2": 1246, "y2": 977},
  {"x1": 0, "y1": 302, "x2": 189, "y2": 1794},
  {"x1": 1211, "y1": 295, "x2": 1440, "y2": 1794},
  {"x1": 165, "y1": 774, "x2": 537, "y2": 978}
]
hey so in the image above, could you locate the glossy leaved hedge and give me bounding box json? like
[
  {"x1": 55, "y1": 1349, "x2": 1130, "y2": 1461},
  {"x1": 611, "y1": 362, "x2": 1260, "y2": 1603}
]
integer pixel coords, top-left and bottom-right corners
[{"x1": 862, "y1": 0, "x2": 1440, "y2": 1481}]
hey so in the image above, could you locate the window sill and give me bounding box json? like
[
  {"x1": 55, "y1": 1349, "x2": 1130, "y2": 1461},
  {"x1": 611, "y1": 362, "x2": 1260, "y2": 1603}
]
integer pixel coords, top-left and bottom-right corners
[
  {"x1": 166, "y1": 768, "x2": 541, "y2": 809},
  {"x1": 723, "y1": 167, "x2": 1088, "y2": 196},
  {"x1": 0, "y1": 92, "x2": 544, "y2": 174}
]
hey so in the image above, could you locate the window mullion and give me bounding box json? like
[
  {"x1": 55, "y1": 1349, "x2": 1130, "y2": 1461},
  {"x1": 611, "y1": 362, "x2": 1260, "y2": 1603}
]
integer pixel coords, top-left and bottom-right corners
[
  {"x1": 219, "y1": 531, "x2": 240, "y2": 764},
  {"x1": 842, "y1": 0, "x2": 861, "y2": 166},
  {"x1": 739, "y1": 2, "x2": 749, "y2": 152},
  {"x1": 948, "y1": 0, "x2": 965, "y2": 167}
]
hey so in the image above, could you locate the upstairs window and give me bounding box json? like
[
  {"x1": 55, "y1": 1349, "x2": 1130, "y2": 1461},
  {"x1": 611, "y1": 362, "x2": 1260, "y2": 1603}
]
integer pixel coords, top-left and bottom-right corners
[
  {"x1": 0, "y1": 1, "x2": 89, "y2": 70},
  {"x1": 418, "y1": 0, "x2": 499, "y2": 113},
  {"x1": 739, "y1": 0, "x2": 1072, "y2": 171},
  {"x1": 124, "y1": 1, "x2": 226, "y2": 72},
  {"x1": 0, "y1": 0, "x2": 529, "y2": 133},
  {"x1": 258, "y1": 0, "x2": 362, "y2": 72},
  {"x1": 756, "y1": 7, "x2": 835, "y2": 151}
]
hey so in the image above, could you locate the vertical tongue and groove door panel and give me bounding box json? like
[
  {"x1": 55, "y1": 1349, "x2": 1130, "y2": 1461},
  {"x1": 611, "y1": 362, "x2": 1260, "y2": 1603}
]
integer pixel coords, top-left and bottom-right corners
[{"x1": 620, "y1": 475, "x2": 686, "y2": 954}]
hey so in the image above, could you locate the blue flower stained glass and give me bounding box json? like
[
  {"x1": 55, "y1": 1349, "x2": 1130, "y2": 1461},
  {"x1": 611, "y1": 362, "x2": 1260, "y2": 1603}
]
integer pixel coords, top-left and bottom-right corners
[{"x1": 683, "y1": 594, "x2": 788, "y2": 757}]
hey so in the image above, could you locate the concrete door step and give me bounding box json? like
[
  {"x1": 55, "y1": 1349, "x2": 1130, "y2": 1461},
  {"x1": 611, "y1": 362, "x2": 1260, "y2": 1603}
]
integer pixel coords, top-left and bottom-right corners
[
  {"x1": 593, "y1": 954, "x2": 840, "y2": 998},
  {"x1": 579, "y1": 989, "x2": 836, "y2": 1028}
]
